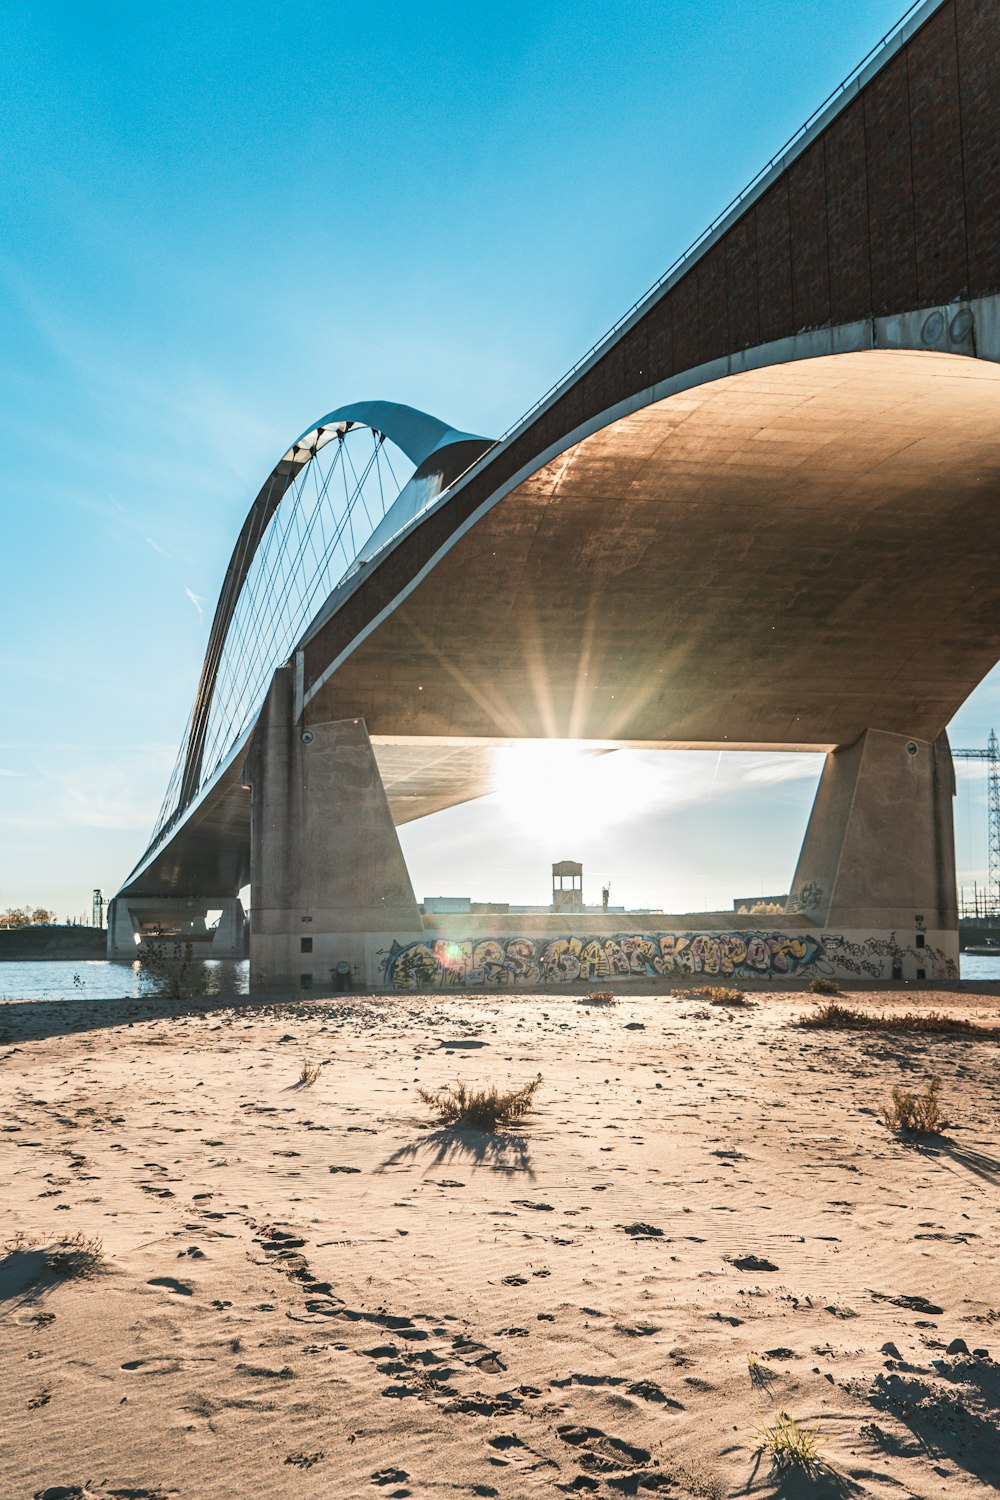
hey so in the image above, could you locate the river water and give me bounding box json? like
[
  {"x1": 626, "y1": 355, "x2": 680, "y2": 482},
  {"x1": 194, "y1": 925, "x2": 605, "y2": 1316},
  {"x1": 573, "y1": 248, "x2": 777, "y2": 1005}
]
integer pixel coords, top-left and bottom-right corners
[
  {"x1": 0, "y1": 959, "x2": 250, "y2": 1002},
  {"x1": 0, "y1": 954, "x2": 998, "y2": 1002}
]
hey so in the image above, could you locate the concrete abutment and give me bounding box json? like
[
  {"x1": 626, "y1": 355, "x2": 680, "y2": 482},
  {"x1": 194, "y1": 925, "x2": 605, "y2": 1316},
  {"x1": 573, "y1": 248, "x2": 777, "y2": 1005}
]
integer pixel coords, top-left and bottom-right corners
[
  {"x1": 786, "y1": 728, "x2": 958, "y2": 972},
  {"x1": 106, "y1": 894, "x2": 246, "y2": 960},
  {"x1": 247, "y1": 667, "x2": 423, "y2": 992}
]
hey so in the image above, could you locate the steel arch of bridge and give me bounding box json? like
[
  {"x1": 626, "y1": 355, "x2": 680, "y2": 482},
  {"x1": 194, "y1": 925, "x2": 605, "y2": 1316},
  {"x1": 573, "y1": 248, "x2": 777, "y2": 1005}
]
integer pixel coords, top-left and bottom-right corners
[{"x1": 151, "y1": 401, "x2": 491, "y2": 850}]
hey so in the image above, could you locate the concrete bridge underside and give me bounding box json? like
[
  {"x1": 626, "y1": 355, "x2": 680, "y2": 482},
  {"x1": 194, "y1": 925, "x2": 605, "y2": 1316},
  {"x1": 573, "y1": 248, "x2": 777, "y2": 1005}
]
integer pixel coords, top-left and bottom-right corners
[
  {"x1": 114, "y1": 347, "x2": 1000, "y2": 982},
  {"x1": 303, "y1": 349, "x2": 1000, "y2": 748}
]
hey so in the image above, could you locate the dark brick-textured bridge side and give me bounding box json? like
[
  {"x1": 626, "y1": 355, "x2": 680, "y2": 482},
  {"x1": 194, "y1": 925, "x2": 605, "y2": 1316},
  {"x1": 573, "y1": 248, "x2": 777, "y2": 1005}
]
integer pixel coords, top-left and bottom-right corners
[{"x1": 303, "y1": 0, "x2": 999, "y2": 695}]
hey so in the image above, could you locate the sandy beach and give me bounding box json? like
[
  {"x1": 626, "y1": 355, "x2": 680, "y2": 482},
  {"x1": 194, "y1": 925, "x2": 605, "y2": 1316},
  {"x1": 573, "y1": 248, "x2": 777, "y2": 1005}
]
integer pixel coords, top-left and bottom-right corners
[{"x1": 2, "y1": 985, "x2": 999, "y2": 1499}]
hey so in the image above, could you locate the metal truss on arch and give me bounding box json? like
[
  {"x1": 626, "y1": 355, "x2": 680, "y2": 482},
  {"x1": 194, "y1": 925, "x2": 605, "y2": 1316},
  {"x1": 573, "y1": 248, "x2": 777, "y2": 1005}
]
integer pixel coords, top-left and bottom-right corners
[{"x1": 149, "y1": 402, "x2": 492, "y2": 852}]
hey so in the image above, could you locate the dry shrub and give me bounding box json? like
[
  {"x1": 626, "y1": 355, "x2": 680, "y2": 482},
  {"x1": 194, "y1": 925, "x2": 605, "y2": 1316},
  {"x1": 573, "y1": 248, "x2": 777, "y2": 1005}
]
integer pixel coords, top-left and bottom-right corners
[
  {"x1": 797, "y1": 1003, "x2": 996, "y2": 1037},
  {"x1": 136, "y1": 938, "x2": 210, "y2": 1000},
  {"x1": 47, "y1": 1232, "x2": 105, "y2": 1279},
  {"x1": 418, "y1": 1074, "x2": 542, "y2": 1131},
  {"x1": 882, "y1": 1076, "x2": 949, "y2": 1136},
  {"x1": 297, "y1": 1059, "x2": 321, "y2": 1086},
  {"x1": 2, "y1": 1230, "x2": 105, "y2": 1282},
  {"x1": 701, "y1": 986, "x2": 753, "y2": 1007},
  {"x1": 753, "y1": 1411, "x2": 824, "y2": 1473},
  {"x1": 581, "y1": 991, "x2": 617, "y2": 1006},
  {"x1": 810, "y1": 976, "x2": 841, "y2": 996}
]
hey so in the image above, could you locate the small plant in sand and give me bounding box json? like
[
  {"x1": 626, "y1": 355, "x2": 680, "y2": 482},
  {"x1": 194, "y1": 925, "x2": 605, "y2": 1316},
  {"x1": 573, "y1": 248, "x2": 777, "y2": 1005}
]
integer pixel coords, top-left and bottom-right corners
[
  {"x1": 702, "y1": 986, "x2": 753, "y2": 1007},
  {"x1": 581, "y1": 991, "x2": 617, "y2": 1005},
  {"x1": 418, "y1": 1075, "x2": 542, "y2": 1131},
  {"x1": 747, "y1": 1352, "x2": 777, "y2": 1387},
  {"x1": 297, "y1": 1059, "x2": 321, "y2": 1087},
  {"x1": 810, "y1": 976, "x2": 841, "y2": 996},
  {"x1": 797, "y1": 1003, "x2": 995, "y2": 1036},
  {"x1": 882, "y1": 1076, "x2": 949, "y2": 1137},
  {"x1": 47, "y1": 1231, "x2": 105, "y2": 1279},
  {"x1": 2, "y1": 1230, "x2": 105, "y2": 1282},
  {"x1": 752, "y1": 1410, "x2": 824, "y2": 1473}
]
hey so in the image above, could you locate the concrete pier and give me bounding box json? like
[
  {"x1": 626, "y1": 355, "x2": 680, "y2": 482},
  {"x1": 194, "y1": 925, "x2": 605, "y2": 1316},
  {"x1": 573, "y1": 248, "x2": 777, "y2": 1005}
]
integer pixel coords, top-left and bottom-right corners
[
  {"x1": 106, "y1": 894, "x2": 246, "y2": 959},
  {"x1": 247, "y1": 667, "x2": 423, "y2": 992},
  {"x1": 786, "y1": 728, "x2": 957, "y2": 960}
]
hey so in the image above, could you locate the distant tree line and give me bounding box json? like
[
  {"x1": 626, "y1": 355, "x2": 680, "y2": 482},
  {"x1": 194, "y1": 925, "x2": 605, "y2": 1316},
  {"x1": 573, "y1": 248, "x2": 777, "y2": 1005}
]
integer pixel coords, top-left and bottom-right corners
[{"x1": 0, "y1": 906, "x2": 56, "y2": 928}]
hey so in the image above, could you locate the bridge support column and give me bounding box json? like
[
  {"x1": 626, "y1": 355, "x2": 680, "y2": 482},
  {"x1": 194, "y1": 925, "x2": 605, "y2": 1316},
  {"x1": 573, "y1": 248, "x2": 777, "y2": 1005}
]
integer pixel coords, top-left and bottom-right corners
[
  {"x1": 106, "y1": 895, "x2": 246, "y2": 960},
  {"x1": 786, "y1": 729, "x2": 957, "y2": 975},
  {"x1": 248, "y1": 667, "x2": 423, "y2": 993}
]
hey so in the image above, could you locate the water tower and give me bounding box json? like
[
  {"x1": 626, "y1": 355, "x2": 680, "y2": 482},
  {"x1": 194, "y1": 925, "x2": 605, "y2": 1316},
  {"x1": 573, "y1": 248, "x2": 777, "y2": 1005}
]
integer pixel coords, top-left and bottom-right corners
[{"x1": 551, "y1": 860, "x2": 584, "y2": 914}]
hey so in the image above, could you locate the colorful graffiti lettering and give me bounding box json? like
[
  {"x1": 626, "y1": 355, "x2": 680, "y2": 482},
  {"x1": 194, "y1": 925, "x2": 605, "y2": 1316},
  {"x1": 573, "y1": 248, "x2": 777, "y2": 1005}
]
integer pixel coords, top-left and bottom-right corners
[{"x1": 379, "y1": 931, "x2": 824, "y2": 990}]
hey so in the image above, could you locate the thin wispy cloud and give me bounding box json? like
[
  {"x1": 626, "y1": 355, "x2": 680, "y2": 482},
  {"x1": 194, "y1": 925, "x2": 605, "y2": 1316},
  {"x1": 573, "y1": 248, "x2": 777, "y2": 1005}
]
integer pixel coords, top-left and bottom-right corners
[
  {"x1": 185, "y1": 587, "x2": 206, "y2": 620},
  {"x1": 146, "y1": 536, "x2": 171, "y2": 558},
  {"x1": 741, "y1": 757, "x2": 825, "y2": 787},
  {"x1": 0, "y1": 747, "x2": 176, "y2": 837}
]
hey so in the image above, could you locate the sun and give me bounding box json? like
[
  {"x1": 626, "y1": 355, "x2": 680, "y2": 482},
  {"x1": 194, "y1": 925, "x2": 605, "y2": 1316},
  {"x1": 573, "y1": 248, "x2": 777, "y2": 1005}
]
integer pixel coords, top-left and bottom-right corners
[
  {"x1": 491, "y1": 741, "x2": 662, "y2": 842},
  {"x1": 493, "y1": 743, "x2": 599, "y2": 831}
]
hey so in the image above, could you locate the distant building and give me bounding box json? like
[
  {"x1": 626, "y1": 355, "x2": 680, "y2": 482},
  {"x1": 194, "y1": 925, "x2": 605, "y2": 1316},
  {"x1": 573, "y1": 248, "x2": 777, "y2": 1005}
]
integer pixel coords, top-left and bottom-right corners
[
  {"x1": 421, "y1": 897, "x2": 511, "y2": 915},
  {"x1": 732, "y1": 894, "x2": 788, "y2": 913},
  {"x1": 421, "y1": 896, "x2": 471, "y2": 913}
]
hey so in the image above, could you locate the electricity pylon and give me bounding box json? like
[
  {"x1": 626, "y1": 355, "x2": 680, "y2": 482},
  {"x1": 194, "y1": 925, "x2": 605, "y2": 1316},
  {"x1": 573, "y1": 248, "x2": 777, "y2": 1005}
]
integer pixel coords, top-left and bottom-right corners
[{"x1": 953, "y1": 729, "x2": 1000, "y2": 916}]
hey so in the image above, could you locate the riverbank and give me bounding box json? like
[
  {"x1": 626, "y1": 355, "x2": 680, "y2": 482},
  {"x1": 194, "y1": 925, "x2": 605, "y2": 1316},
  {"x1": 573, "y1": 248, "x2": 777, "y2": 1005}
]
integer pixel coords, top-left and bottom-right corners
[
  {"x1": 2, "y1": 985, "x2": 999, "y2": 1498},
  {"x1": 1, "y1": 954, "x2": 999, "y2": 1007},
  {"x1": 0, "y1": 926, "x2": 105, "y2": 962}
]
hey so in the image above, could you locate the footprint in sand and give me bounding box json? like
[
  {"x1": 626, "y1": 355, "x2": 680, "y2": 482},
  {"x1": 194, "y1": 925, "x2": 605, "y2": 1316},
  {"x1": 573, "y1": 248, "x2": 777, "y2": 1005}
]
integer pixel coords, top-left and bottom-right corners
[
  {"x1": 489, "y1": 1434, "x2": 526, "y2": 1452},
  {"x1": 557, "y1": 1425, "x2": 652, "y2": 1476},
  {"x1": 284, "y1": 1452, "x2": 324, "y2": 1469},
  {"x1": 35, "y1": 1489, "x2": 177, "y2": 1499},
  {"x1": 146, "y1": 1276, "x2": 194, "y2": 1295},
  {"x1": 873, "y1": 1291, "x2": 945, "y2": 1315},
  {"x1": 121, "y1": 1357, "x2": 183, "y2": 1375}
]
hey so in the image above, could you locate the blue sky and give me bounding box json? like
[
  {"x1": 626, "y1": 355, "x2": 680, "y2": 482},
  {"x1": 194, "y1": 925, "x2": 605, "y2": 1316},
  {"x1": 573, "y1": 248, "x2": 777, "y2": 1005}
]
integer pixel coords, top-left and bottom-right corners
[{"x1": 2, "y1": 0, "x2": 997, "y2": 920}]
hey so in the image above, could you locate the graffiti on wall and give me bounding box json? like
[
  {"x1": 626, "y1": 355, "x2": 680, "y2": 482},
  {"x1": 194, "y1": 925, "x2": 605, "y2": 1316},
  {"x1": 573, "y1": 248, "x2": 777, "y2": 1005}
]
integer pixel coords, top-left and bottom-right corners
[
  {"x1": 820, "y1": 932, "x2": 956, "y2": 981},
  {"x1": 379, "y1": 931, "x2": 823, "y2": 990},
  {"x1": 786, "y1": 881, "x2": 825, "y2": 914}
]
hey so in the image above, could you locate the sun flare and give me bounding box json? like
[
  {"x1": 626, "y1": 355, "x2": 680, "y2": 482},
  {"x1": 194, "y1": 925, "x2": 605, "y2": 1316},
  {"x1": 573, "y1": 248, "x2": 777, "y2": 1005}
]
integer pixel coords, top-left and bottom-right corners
[{"x1": 491, "y1": 742, "x2": 661, "y2": 841}]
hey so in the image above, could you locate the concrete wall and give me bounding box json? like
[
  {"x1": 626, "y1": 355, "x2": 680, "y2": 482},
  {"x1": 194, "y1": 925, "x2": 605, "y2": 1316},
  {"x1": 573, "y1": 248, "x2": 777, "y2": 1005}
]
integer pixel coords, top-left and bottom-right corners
[{"x1": 365, "y1": 924, "x2": 957, "y2": 990}]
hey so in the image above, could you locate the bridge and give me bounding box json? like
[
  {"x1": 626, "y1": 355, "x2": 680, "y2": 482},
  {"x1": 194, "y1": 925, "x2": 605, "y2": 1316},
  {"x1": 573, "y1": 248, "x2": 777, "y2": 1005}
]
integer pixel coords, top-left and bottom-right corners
[{"x1": 109, "y1": 0, "x2": 1000, "y2": 989}]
